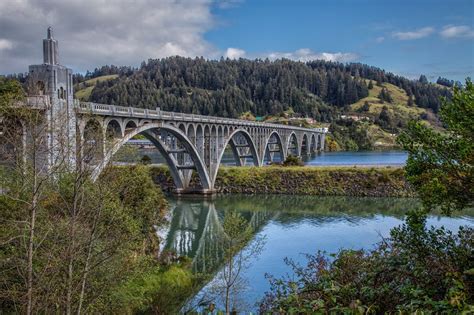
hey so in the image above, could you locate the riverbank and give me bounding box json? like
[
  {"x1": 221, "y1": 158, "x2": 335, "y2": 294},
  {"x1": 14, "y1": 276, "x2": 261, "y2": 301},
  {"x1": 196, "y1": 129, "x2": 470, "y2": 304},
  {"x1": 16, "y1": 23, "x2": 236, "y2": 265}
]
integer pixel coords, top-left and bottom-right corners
[{"x1": 150, "y1": 165, "x2": 415, "y2": 197}]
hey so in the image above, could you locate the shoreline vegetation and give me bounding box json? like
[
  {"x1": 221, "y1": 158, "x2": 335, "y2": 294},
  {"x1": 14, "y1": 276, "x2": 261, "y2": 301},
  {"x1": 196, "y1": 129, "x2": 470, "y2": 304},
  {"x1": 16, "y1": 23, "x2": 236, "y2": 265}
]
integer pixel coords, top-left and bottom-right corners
[{"x1": 149, "y1": 165, "x2": 415, "y2": 197}]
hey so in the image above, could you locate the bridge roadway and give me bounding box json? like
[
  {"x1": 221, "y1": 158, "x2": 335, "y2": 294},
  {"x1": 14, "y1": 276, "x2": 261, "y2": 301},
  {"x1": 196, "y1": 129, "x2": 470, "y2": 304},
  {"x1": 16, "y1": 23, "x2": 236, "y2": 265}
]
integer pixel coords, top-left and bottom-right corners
[{"x1": 72, "y1": 100, "x2": 326, "y2": 194}]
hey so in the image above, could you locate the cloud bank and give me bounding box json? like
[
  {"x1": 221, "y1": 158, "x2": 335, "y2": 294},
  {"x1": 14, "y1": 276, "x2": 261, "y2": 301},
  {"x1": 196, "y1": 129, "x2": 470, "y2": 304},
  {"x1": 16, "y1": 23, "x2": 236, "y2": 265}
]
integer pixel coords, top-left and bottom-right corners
[
  {"x1": 266, "y1": 48, "x2": 359, "y2": 63},
  {"x1": 224, "y1": 47, "x2": 246, "y2": 59},
  {"x1": 0, "y1": 0, "x2": 222, "y2": 73},
  {"x1": 392, "y1": 27, "x2": 434, "y2": 40},
  {"x1": 440, "y1": 25, "x2": 474, "y2": 38}
]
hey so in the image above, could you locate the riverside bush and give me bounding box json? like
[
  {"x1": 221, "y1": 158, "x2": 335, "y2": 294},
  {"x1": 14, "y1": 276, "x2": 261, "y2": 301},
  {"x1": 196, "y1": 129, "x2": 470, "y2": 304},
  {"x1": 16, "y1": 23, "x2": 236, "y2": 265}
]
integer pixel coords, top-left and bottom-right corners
[{"x1": 260, "y1": 210, "x2": 474, "y2": 313}]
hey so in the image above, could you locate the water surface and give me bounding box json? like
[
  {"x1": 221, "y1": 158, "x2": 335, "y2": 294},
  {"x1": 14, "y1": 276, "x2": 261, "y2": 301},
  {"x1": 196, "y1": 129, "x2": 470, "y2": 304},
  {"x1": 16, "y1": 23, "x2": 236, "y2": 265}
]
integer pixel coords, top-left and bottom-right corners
[
  {"x1": 118, "y1": 145, "x2": 407, "y2": 166},
  {"x1": 160, "y1": 195, "x2": 473, "y2": 312},
  {"x1": 303, "y1": 150, "x2": 407, "y2": 166}
]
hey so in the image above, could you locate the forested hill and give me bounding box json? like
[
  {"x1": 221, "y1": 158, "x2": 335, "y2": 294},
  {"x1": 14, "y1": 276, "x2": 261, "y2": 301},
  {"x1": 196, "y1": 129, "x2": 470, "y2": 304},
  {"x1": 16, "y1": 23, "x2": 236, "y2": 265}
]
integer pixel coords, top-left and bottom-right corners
[{"x1": 77, "y1": 57, "x2": 450, "y2": 122}]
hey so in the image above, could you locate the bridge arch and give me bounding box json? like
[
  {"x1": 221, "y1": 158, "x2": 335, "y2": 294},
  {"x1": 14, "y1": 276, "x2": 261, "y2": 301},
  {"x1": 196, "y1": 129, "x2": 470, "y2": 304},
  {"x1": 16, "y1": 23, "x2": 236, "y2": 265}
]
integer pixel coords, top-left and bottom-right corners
[
  {"x1": 90, "y1": 123, "x2": 212, "y2": 190},
  {"x1": 124, "y1": 119, "x2": 138, "y2": 134},
  {"x1": 105, "y1": 118, "x2": 123, "y2": 139},
  {"x1": 310, "y1": 134, "x2": 316, "y2": 153},
  {"x1": 178, "y1": 123, "x2": 187, "y2": 135},
  {"x1": 211, "y1": 128, "x2": 260, "y2": 184},
  {"x1": 187, "y1": 124, "x2": 196, "y2": 144},
  {"x1": 287, "y1": 132, "x2": 299, "y2": 156},
  {"x1": 262, "y1": 131, "x2": 286, "y2": 164},
  {"x1": 301, "y1": 133, "x2": 309, "y2": 155}
]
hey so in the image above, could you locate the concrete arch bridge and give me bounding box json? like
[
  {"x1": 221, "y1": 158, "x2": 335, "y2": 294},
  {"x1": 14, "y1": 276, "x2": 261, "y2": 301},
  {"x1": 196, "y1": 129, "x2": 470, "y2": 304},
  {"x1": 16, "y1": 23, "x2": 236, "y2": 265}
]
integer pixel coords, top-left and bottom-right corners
[
  {"x1": 76, "y1": 102, "x2": 326, "y2": 193},
  {"x1": 12, "y1": 28, "x2": 327, "y2": 194}
]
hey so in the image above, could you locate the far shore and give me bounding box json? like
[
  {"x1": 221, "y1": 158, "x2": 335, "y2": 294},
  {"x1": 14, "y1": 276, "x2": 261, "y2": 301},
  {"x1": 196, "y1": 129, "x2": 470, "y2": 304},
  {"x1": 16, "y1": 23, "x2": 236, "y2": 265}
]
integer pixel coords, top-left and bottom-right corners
[{"x1": 113, "y1": 161, "x2": 405, "y2": 169}]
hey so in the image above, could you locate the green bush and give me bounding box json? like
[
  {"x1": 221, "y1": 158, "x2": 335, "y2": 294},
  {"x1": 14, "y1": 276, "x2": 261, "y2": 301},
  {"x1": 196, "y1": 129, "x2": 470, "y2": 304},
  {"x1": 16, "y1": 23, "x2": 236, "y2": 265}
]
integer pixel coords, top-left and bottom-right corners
[
  {"x1": 141, "y1": 154, "x2": 152, "y2": 165},
  {"x1": 106, "y1": 263, "x2": 196, "y2": 314},
  {"x1": 282, "y1": 155, "x2": 304, "y2": 166},
  {"x1": 260, "y1": 211, "x2": 474, "y2": 313}
]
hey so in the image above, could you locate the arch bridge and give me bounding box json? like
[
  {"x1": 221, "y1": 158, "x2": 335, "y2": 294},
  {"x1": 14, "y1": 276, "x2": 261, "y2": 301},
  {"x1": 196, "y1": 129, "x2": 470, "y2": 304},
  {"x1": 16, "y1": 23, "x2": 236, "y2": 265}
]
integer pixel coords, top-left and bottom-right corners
[
  {"x1": 10, "y1": 27, "x2": 327, "y2": 194},
  {"x1": 75, "y1": 101, "x2": 326, "y2": 194}
]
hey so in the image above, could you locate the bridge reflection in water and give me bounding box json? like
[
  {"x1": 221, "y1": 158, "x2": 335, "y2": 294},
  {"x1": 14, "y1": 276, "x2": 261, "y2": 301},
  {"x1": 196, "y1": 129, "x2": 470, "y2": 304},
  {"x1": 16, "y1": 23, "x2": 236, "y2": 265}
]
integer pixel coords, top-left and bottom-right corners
[
  {"x1": 159, "y1": 195, "x2": 425, "y2": 274},
  {"x1": 161, "y1": 197, "x2": 277, "y2": 273}
]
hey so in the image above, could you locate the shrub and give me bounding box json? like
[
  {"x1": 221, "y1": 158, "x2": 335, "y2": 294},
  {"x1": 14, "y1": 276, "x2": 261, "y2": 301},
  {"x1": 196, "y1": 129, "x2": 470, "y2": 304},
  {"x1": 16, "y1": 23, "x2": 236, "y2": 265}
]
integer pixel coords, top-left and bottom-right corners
[
  {"x1": 141, "y1": 154, "x2": 152, "y2": 165},
  {"x1": 260, "y1": 211, "x2": 474, "y2": 313},
  {"x1": 282, "y1": 155, "x2": 304, "y2": 166}
]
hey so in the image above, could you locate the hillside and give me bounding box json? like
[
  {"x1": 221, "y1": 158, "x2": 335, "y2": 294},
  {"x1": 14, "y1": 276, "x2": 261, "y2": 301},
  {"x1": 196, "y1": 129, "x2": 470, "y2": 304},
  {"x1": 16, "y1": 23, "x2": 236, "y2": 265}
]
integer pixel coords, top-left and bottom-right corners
[
  {"x1": 326, "y1": 81, "x2": 444, "y2": 150},
  {"x1": 72, "y1": 59, "x2": 452, "y2": 150},
  {"x1": 351, "y1": 81, "x2": 426, "y2": 120},
  {"x1": 80, "y1": 58, "x2": 450, "y2": 119},
  {"x1": 74, "y1": 74, "x2": 118, "y2": 101}
]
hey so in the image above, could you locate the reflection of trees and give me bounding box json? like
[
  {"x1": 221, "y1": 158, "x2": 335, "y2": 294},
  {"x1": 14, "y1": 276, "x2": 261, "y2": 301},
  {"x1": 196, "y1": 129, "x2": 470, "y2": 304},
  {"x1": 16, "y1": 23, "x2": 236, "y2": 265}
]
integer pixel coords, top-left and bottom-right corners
[
  {"x1": 163, "y1": 195, "x2": 473, "y2": 275},
  {"x1": 214, "y1": 195, "x2": 425, "y2": 224},
  {"x1": 163, "y1": 199, "x2": 276, "y2": 274}
]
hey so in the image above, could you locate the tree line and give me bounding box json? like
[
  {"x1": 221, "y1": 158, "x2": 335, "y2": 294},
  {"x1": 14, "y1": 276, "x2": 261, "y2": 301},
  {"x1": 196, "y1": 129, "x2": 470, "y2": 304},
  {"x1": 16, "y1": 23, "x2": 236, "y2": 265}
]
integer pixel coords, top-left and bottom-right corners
[{"x1": 81, "y1": 58, "x2": 451, "y2": 121}]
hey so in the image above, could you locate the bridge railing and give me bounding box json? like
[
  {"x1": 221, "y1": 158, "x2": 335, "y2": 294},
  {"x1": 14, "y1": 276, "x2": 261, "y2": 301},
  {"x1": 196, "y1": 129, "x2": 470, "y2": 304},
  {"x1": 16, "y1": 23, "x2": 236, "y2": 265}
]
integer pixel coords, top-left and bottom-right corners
[{"x1": 75, "y1": 100, "x2": 326, "y2": 133}]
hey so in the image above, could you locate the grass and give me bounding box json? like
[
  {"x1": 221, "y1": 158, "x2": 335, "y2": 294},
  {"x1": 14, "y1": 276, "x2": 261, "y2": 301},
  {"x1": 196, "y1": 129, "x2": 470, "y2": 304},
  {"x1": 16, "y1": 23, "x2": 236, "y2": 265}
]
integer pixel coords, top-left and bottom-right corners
[
  {"x1": 74, "y1": 74, "x2": 118, "y2": 101},
  {"x1": 351, "y1": 81, "x2": 426, "y2": 120},
  {"x1": 347, "y1": 81, "x2": 438, "y2": 147},
  {"x1": 75, "y1": 85, "x2": 95, "y2": 101},
  {"x1": 214, "y1": 165, "x2": 411, "y2": 196},
  {"x1": 149, "y1": 165, "x2": 413, "y2": 197}
]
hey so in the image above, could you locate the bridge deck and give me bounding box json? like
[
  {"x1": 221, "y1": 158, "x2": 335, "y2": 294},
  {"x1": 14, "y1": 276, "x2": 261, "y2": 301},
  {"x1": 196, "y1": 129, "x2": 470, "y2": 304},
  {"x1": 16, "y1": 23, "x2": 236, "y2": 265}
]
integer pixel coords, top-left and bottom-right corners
[{"x1": 74, "y1": 100, "x2": 326, "y2": 133}]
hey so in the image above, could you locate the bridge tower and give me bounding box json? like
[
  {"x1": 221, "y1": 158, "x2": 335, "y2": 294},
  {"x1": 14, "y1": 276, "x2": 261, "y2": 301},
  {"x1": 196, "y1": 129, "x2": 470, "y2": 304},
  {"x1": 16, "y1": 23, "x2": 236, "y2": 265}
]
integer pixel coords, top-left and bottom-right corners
[{"x1": 28, "y1": 27, "x2": 76, "y2": 169}]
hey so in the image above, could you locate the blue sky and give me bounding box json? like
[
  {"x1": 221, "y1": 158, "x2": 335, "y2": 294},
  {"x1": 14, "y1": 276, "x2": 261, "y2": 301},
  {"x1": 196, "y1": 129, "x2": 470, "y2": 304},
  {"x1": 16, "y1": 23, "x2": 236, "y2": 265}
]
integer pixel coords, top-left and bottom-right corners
[
  {"x1": 0, "y1": 0, "x2": 472, "y2": 81},
  {"x1": 208, "y1": 0, "x2": 473, "y2": 81}
]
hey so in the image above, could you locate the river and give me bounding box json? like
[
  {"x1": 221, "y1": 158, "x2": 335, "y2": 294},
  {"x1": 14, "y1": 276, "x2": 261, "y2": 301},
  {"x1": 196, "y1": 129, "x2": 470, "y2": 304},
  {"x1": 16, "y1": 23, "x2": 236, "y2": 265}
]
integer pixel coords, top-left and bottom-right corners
[
  {"x1": 118, "y1": 145, "x2": 408, "y2": 167},
  {"x1": 160, "y1": 195, "x2": 473, "y2": 313}
]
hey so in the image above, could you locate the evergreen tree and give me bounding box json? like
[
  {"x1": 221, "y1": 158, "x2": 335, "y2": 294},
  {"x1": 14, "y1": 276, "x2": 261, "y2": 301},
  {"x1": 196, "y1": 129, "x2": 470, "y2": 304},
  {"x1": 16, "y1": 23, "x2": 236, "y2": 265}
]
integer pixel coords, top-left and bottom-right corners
[
  {"x1": 419, "y1": 75, "x2": 428, "y2": 84},
  {"x1": 407, "y1": 94, "x2": 414, "y2": 107}
]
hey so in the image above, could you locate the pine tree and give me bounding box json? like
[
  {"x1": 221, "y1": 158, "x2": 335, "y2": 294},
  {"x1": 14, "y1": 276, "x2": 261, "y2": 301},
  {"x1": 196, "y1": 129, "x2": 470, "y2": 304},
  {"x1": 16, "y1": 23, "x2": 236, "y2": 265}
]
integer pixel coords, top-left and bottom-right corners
[{"x1": 407, "y1": 94, "x2": 414, "y2": 107}]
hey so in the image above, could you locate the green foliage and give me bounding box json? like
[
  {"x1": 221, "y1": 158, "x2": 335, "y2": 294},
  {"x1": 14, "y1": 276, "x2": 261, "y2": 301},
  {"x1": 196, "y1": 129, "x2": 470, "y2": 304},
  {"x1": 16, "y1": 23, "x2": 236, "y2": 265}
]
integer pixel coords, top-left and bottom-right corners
[
  {"x1": 105, "y1": 263, "x2": 195, "y2": 314},
  {"x1": 260, "y1": 210, "x2": 474, "y2": 313},
  {"x1": 378, "y1": 87, "x2": 393, "y2": 103},
  {"x1": 398, "y1": 79, "x2": 474, "y2": 214},
  {"x1": 141, "y1": 154, "x2": 152, "y2": 165},
  {"x1": 87, "y1": 58, "x2": 449, "y2": 120},
  {"x1": 0, "y1": 165, "x2": 178, "y2": 313},
  {"x1": 358, "y1": 101, "x2": 370, "y2": 112},
  {"x1": 329, "y1": 120, "x2": 374, "y2": 151},
  {"x1": 0, "y1": 77, "x2": 25, "y2": 109},
  {"x1": 223, "y1": 211, "x2": 252, "y2": 243},
  {"x1": 282, "y1": 155, "x2": 304, "y2": 166},
  {"x1": 376, "y1": 106, "x2": 396, "y2": 131},
  {"x1": 368, "y1": 80, "x2": 374, "y2": 89}
]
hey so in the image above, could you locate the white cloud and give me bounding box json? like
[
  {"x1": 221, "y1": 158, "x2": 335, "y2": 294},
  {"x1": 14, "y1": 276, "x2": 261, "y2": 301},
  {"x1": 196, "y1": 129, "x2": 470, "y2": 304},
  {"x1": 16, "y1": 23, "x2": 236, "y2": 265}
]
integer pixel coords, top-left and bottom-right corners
[
  {"x1": 375, "y1": 36, "x2": 385, "y2": 43},
  {"x1": 440, "y1": 25, "x2": 474, "y2": 38},
  {"x1": 216, "y1": 0, "x2": 244, "y2": 9},
  {"x1": 392, "y1": 27, "x2": 434, "y2": 40},
  {"x1": 266, "y1": 48, "x2": 359, "y2": 63},
  {"x1": 0, "y1": 39, "x2": 13, "y2": 50},
  {"x1": 225, "y1": 47, "x2": 246, "y2": 59},
  {"x1": 0, "y1": 0, "x2": 223, "y2": 73}
]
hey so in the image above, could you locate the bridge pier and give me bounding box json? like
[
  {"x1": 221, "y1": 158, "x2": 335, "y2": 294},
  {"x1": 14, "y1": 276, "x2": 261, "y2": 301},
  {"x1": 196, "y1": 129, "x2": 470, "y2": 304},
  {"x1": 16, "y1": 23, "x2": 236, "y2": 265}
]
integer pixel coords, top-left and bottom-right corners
[{"x1": 173, "y1": 188, "x2": 217, "y2": 196}]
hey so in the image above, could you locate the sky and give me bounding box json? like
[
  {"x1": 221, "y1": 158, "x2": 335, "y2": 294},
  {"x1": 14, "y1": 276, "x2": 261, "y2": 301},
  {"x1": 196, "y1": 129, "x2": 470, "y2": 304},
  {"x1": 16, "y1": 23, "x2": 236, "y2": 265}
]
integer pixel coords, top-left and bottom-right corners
[{"x1": 0, "y1": 0, "x2": 473, "y2": 81}]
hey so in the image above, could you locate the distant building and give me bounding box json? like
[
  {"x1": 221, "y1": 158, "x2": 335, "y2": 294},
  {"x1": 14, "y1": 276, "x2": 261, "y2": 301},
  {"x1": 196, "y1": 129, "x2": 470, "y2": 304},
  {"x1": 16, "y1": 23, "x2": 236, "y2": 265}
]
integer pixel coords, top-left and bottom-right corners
[
  {"x1": 340, "y1": 114, "x2": 370, "y2": 122},
  {"x1": 288, "y1": 117, "x2": 316, "y2": 124}
]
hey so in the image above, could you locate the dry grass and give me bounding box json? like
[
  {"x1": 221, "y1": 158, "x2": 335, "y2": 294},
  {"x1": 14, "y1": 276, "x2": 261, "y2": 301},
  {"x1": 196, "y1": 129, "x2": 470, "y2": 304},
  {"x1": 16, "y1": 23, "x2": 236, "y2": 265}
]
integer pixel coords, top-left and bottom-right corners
[
  {"x1": 351, "y1": 81, "x2": 426, "y2": 120},
  {"x1": 74, "y1": 74, "x2": 118, "y2": 101}
]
